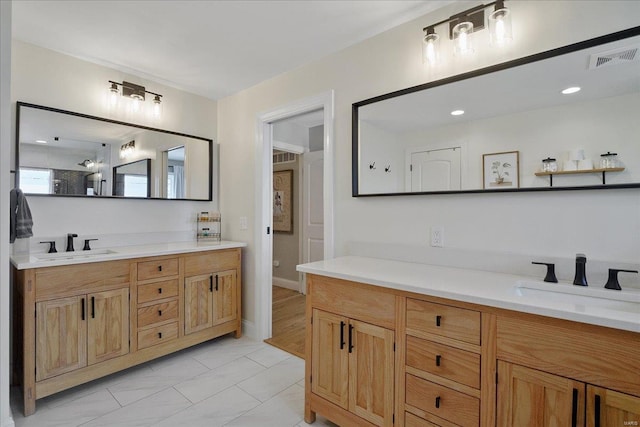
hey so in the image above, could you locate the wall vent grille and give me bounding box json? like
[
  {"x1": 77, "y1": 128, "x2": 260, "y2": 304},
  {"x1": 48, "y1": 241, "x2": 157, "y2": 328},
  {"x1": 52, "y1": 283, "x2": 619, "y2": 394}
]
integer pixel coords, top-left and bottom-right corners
[
  {"x1": 273, "y1": 150, "x2": 297, "y2": 164},
  {"x1": 589, "y1": 46, "x2": 638, "y2": 69}
]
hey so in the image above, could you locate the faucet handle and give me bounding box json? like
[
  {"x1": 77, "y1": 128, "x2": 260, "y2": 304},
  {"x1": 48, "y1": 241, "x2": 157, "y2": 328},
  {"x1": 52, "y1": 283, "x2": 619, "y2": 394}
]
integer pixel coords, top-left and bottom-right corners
[
  {"x1": 604, "y1": 268, "x2": 638, "y2": 290},
  {"x1": 532, "y1": 262, "x2": 558, "y2": 283},
  {"x1": 83, "y1": 239, "x2": 99, "y2": 251},
  {"x1": 39, "y1": 241, "x2": 57, "y2": 253}
]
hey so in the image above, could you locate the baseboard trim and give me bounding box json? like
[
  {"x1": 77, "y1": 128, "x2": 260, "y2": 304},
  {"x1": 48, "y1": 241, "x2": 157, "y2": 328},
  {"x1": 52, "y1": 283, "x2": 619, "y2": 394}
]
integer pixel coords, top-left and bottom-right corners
[
  {"x1": 273, "y1": 277, "x2": 301, "y2": 292},
  {"x1": 242, "y1": 319, "x2": 257, "y2": 339}
]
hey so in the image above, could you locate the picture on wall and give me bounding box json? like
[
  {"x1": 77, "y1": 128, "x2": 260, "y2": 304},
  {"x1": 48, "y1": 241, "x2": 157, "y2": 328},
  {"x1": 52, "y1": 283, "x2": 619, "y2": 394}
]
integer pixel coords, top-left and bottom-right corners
[
  {"x1": 273, "y1": 169, "x2": 293, "y2": 233},
  {"x1": 483, "y1": 151, "x2": 519, "y2": 189}
]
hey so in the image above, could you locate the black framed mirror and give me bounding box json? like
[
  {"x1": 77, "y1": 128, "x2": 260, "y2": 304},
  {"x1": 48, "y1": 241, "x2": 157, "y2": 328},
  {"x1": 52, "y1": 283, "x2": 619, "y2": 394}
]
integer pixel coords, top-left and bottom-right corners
[
  {"x1": 16, "y1": 102, "x2": 214, "y2": 200},
  {"x1": 352, "y1": 26, "x2": 640, "y2": 196}
]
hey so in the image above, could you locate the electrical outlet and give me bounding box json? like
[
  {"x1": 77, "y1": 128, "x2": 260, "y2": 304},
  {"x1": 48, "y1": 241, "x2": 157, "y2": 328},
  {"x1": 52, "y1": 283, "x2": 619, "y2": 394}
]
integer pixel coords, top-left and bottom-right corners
[
  {"x1": 239, "y1": 216, "x2": 248, "y2": 230},
  {"x1": 431, "y1": 226, "x2": 444, "y2": 248}
]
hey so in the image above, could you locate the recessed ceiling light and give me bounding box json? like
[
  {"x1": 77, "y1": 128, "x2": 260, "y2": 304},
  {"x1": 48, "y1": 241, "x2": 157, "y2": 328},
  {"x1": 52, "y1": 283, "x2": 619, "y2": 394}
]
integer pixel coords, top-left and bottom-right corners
[
  {"x1": 451, "y1": 110, "x2": 465, "y2": 116},
  {"x1": 561, "y1": 86, "x2": 581, "y2": 95},
  {"x1": 35, "y1": 140, "x2": 47, "y2": 144}
]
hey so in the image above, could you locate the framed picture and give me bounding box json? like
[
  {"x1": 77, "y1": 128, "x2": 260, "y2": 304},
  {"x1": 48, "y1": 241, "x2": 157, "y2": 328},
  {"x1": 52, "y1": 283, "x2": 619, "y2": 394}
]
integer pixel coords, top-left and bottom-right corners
[
  {"x1": 483, "y1": 151, "x2": 520, "y2": 189},
  {"x1": 273, "y1": 169, "x2": 293, "y2": 233}
]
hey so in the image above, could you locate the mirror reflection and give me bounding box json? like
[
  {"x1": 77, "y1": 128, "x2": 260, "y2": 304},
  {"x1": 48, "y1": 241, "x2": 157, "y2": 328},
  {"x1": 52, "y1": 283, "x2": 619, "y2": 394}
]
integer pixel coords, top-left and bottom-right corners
[
  {"x1": 17, "y1": 103, "x2": 213, "y2": 200},
  {"x1": 354, "y1": 31, "x2": 640, "y2": 195},
  {"x1": 113, "y1": 158, "x2": 151, "y2": 197}
]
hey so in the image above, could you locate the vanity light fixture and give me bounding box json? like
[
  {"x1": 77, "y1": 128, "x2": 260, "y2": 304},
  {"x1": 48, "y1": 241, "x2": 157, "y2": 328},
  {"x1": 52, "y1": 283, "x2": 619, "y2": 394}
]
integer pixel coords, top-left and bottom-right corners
[
  {"x1": 562, "y1": 86, "x2": 581, "y2": 95},
  {"x1": 107, "y1": 80, "x2": 163, "y2": 118},
  {"x1": 422, "y1": 0, "x2": 514, "y2": 65},
  {"x1": 120, "y1": 140, "x2": 136, "y2": 159}
]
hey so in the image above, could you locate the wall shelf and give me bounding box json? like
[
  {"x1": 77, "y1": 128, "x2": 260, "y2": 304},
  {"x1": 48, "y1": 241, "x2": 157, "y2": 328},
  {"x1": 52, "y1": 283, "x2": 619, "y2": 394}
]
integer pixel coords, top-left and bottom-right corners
[
  {"x1": 197, "y1": 211, "x2": 221, "y2": 242},
  {"x1": 535, "y1": 167, "x2": 625, "y2": 187}
]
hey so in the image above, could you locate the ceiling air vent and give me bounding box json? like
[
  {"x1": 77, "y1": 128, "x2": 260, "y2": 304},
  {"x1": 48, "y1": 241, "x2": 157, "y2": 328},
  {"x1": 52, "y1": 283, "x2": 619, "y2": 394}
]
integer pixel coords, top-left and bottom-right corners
[{"x1": 589, "y1": 46, "x2": 638, "y2": 69}]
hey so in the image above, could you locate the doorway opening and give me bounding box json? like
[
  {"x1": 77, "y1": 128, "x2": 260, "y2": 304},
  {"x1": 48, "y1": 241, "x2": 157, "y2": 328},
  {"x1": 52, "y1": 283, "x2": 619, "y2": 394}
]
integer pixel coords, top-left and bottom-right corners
[
  {"x1": 254, "y1": 91, "x2": 334, "y2": 356},
  {"x1": 265, "y1": 110, "x2": 325, "y2": 357}
]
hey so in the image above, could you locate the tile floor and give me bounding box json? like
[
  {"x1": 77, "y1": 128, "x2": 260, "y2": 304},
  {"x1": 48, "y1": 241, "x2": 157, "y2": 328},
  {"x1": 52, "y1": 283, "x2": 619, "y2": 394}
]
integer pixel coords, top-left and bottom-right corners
[{"x1": 10, "y1": 336, "x2": 337, "y2": 427}]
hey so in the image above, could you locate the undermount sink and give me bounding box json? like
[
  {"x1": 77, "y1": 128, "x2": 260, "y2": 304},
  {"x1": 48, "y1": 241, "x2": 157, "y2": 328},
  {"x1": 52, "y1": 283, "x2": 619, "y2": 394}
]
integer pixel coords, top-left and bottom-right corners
[
  {"x1": 513, "y1": 280, "x2": 640, "y2": 315},
  {"x1": 32, "y1": 249, "x2": 117, "y2": 262}
]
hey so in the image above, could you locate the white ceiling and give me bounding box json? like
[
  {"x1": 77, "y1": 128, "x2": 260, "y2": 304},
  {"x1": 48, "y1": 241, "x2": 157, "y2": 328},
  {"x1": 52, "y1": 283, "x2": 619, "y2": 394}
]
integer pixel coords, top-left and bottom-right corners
[{"x1": 12, "y1": 0, "x2": 454, "y2": 101}]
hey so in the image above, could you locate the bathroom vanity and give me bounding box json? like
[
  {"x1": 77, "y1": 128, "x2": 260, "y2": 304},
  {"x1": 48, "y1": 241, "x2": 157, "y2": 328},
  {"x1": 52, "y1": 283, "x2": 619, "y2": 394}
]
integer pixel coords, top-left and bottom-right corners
[
  {"x1": 11, "y1": 241, "x2": 245, "y2": 416},
  {"x1": 298, "y1": 257, "x2": 640, "y2": 427}
]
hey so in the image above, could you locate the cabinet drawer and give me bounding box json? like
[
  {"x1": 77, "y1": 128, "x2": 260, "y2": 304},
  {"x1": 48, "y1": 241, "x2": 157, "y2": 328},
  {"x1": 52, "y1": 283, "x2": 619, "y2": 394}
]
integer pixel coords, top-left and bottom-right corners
[
  {"x1": 405, "y1": 412, "x2": 440, "y2": 427},
  {"x1": 406, "y1": 335, "x2": 480, "y2": 389},
  {"x1": 137, "y1": 322, "x2": 178, "y2": 349},
  {"x1": 183, "y1": 250, "x2": 239, "y2": 276},
  {"x1": 406, "y1": 299, "x2": 480, "y2": 345},
  {"x1": 137, "y1": 258, "x2": 179, "y2": 281},
  {"x1": 137, "y1": 299, "x2": 179, "y2": 328},
  {"x1": 406, "y1": 374, "x2": 479, "y2": 427},
  {"x1": 137, "y1": 279, "x2": 179, "y2": 304}
]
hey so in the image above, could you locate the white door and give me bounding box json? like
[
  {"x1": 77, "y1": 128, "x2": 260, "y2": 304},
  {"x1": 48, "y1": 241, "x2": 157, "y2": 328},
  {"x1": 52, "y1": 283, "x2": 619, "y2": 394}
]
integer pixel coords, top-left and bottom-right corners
[
  {"x1": 302, "y1": 150, "x2": 324, "y2": 293},
  {"x1": 410, "y1": 147, "x2": 461, "y2": 191}
]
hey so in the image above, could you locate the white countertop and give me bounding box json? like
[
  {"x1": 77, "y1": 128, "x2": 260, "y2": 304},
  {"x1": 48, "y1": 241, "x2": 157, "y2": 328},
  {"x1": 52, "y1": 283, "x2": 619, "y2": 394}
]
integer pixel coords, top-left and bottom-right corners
[
  {"x1": 297, "y1": 256, "x2": 640, "y2": 333},
  {"x1": 11, "y1": 240, "x2": 247, "y2": 270}
]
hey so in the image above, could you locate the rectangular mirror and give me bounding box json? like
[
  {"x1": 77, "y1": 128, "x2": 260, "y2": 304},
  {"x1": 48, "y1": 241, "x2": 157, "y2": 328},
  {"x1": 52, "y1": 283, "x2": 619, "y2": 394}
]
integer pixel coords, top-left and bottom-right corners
[
  {"x1": 16, "y1": 103, "x2": 213, "y2": 200},
  {"x1": 353, "y1": 27, "x2": 640, "y2": 196}
]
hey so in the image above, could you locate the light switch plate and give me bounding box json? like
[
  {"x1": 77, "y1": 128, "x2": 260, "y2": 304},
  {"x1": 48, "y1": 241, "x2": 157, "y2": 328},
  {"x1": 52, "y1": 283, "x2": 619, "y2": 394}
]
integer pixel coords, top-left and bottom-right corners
[{"x1": 239, "y1": 216, "x2": 248, "y2": 230}]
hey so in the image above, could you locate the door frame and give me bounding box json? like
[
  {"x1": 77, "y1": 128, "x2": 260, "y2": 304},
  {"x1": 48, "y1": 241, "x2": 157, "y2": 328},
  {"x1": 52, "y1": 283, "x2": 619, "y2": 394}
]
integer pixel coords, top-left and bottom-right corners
[{"x1": 255, "y1": 91, "x2": 335, "y2": 340}]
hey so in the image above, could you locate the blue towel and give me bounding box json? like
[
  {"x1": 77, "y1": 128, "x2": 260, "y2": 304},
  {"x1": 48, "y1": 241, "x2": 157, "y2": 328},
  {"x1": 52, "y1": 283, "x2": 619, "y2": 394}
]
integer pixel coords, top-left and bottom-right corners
[{"x1": 10, "y1": 188, "x2": 33, "y2": 243}]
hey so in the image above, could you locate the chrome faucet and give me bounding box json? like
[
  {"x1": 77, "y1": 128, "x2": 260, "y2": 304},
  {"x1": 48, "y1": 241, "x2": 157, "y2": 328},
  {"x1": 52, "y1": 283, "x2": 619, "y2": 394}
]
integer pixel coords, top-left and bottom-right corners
[{"x1": 66, "y1": 233, "x2": 78, "y2": 252}]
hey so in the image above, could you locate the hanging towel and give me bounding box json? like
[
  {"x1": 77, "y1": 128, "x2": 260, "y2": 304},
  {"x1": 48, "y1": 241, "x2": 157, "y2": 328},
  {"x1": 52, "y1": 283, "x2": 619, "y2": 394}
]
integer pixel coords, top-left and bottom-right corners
[{"x1": 10, "y1": 188, "x2": 33, "y2": 243}]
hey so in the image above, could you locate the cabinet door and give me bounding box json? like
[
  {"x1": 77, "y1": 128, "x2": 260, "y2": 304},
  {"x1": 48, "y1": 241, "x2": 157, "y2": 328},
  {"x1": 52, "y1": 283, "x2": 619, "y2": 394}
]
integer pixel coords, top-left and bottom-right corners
[
  {"x1": 311, "y1": 309, "x2": 349, "y2": 410},
  {"x1": 348, "y1": 319, "x2": 395, "y2": 427},
  {"x1": 212, "y1": 270, "x2": 237, "y2": 326},
  {"x1": 497, "y1": 361, "x2": 585, "y2": 427},
  {"x1": 587, "y1": 385, "x2": 640, "y2": 427},
  {"x1": 185, "y1": 274, "x2": 214, "y2": 334},
  {"x1": 36, "y1": 296, "x2": 87, "y2": 381},
  {"x1": 87, "y1": 288, "x2": 130, "y2": 365}
]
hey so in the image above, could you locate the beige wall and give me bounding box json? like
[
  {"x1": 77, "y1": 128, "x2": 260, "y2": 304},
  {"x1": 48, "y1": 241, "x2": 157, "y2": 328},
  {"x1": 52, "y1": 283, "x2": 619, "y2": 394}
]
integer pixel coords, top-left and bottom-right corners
[{"x1": 219, "y1": 1, "x2": 640, "y2": 329}]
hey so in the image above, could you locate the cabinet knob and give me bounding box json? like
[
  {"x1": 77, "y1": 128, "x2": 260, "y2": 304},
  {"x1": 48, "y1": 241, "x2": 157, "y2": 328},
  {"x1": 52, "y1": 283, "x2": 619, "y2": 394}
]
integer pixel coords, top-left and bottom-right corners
[
  {"x1": 158, "y1": 265, "x2": 163, "y2": 272},
  {"x1": 435, "y1": 355, "x2": 442, "y2": 366},
  {"x1": 158, "y1": 310, "x2": 162, "y2": 316},
  {"x1": 435, "y1": 396, "x2": 441, "y2": 409},
  {"x1": 158, "y1": 288, "x2": 163, "y2": 294},
  {"x1": 158, "y1": 332, "x2": 162, "y2": 339},
  {"x1": 436, "y1": 315, "x2": 442, "y2": 327}
]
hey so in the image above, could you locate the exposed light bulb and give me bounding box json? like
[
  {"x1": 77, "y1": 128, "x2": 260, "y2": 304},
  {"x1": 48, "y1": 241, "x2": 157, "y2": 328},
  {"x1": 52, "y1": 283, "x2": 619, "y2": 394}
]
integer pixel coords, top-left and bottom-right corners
[
  {"x1": 489, "y1": 3, "x2": 513, "y2": 46},
  {"x1": 131, "y1": 95, "x2": 142, "y2": 113},
  {"x1": 453, "y1": 21, "x2": 474, "y2": 56},
  {"x1": 152, "y1": 95, "x2": 162, "y2": 119},
  {"x1": 422, "y1": 28, "x2": 440, "y2": 66}
]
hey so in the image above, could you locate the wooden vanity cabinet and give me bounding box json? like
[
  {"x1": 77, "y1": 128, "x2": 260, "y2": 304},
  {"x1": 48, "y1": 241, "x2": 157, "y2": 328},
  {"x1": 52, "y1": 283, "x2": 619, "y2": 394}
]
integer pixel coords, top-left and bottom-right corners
[
  {"x1": 304, "y1": 272, "x2": 640, "y2": 427},
  {"x1": 15, "y1": 247, "x2": 242, "y2": 416},
  {"x1": 306, "y1": 274, "x2": 396, "y2": 427}
]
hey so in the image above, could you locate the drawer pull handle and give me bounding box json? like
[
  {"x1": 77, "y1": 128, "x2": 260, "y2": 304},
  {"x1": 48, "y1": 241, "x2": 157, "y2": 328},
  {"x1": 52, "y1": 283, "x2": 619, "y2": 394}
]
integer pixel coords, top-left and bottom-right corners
[
  {"x1": 339, "y1": 321, "x2": 345, "y2": 350},
  {"x1": 209, "y1": 275, "x2": 213, "y2": 292},
  {"x1": 435, "y1": 355, "x2": 441, "y2": 366},
  {"x1": 158, "y1": 310, "x2": 162, "y2": 316},
  {"x1": 436, "y1": 315, "x2": 442, "y2": 327},
  {"x1": 158, "y1": 332, "x2": 162, "y2": 339},
  {"x1": 348, "y1": 324, "x2": 354, "y2": 353},
  {"x1": 435, "y1": 396, "x2": 441, "y2": 409},
  {"x1": 81, "y1": 298, "x2": 85, "y2": 321},
  {"x1": 91, "y1": 296, "x2": 95, "y2": 319},
  {"x1": 571, "y1": 388, "x2": 578, "y2": 427},
  {"x1": 594, "y1": 394, "x2": 601, "y2": 427},
  {"x1": 158, "y1": 288, "x2": 162, "y2": 294},
  {"x1": 158, "y1": 265, "x2": 162, "y2": 272},
  {"x1": 215, "y1": 274, "x2": 219, "y2": 291}
]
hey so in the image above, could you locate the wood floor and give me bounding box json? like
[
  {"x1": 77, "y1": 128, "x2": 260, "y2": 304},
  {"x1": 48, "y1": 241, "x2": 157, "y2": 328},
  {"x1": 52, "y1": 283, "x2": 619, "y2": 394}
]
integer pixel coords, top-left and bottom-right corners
[{"x1": 265, "y1": 285, "x2": 306, "y2": 359}]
